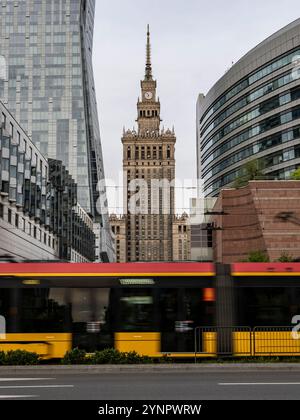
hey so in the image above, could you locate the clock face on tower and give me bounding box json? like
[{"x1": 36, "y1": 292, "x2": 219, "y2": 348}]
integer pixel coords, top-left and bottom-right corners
[{"x1": 144, "y1": 91, "x2": 153, "y2": 100}]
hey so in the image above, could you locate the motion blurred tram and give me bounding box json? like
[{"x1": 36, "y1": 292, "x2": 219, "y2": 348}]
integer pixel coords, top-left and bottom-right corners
[
  {"x1": 0, "y1": 263, "x2": 215, "y2": 358},
  {"x1": 0, "y1": 262, "x2": 300, "y2": 359}
]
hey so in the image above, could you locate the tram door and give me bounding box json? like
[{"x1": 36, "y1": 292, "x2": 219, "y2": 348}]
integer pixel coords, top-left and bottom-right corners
[
  {"x1": 71, "y1": 288, "x2": 114, "y2": 352},
  {"x1": 160, "y1": 288, "x2": 214, "y2": 353}
]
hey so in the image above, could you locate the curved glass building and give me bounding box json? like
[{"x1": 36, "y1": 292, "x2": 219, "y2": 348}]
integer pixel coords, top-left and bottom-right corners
[{"x1": 197, "y1": 19, "x2": 300, "y2": 197}]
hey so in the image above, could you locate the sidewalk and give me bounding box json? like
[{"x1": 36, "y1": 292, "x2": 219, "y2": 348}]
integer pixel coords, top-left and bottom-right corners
[{"x1": 1, "y1": 363, "x2": 300, "y2": 374}]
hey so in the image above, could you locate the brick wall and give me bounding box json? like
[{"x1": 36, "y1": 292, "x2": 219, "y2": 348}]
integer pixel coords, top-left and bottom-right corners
[{"x1": 212, "y1": 181, "x2": 300, "y2": 263}]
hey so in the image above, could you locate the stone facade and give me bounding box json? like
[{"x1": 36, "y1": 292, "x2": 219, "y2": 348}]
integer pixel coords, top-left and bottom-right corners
[
  {"x1": 212, "y1": 181, "x2": 300, "y2": 263},
  {"x1": 172, "y1": 214, "x2": 191, "y2": 261},
  {"x1": 109, "y1": 215, "x2": 127, "y2": 263}
]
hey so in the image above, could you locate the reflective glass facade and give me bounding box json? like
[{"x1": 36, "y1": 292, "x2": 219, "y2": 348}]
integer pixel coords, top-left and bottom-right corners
[
  {"x1": 0, "y1": 101, "x2": 95, "y2": 261},
  {"x1": 0, "y1": 0, "x2": 113, "y2": 259},
  {"x1": 197, "y1": 19, "x2": 300, "y2": 196}
]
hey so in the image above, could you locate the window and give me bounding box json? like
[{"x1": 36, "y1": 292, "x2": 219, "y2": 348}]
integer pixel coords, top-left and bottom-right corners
[
  {"x1": 15, "y1": 213, "x2": 19, "y2": 229},
  {"x1": 167, "y1": 146, "x2": 171, "y2": 159},
  {"x1": 118, "y1": 289, "x2": 155, "y2": 332},
  {"x1": 0, "y1": 204, "x2": 3, "y2": 219},
  {"x1": 8, "y1": 209, "x2": 12, "y2": 224},
  {"x1": 2, "y1": 112, "x2": 6, "y2": 128},
  {"x1": 20, "y1": 288, "x2": 70, "y2": 333}
]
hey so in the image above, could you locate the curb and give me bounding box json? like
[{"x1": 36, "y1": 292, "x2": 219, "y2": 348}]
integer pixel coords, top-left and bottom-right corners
[{"x1": 0, "y1": 363, "x2": 300, "y2": 374}]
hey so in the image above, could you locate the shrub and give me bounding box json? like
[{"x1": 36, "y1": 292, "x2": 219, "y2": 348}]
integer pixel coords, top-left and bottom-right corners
[
  {"x1": 157, "y1": 354, "x2": 174, "y2": 364},
  {"x1": 278, "y1": 252, "x2": 294, "y2": 262},
  {"x1": 89, "y1": 348, "x2": 154, "y2": 365},
  {"x1": 0, "y1": 351, "x2": 6, "y2": 365},
  {"x1": 245, "y1": 251, "x2": 270, "y2": 262},
  {"x1": 122, "y1": 351, "x2": 153, "y2": 365},
  {"x1": 291, "y1": 168, "x2": 300, "y2": 180},
  {"x1": 90, "y1": 348, "x2": 125, "y2": 365},
  {"x1": 233, "y1": 159, "x2": 266, "y2": 189},
  {"x1": 62, "y1": 348, "x2": 166, "y2": 365},
  {"x1": 61, "y1": 348, "x2": 88, "y2": 365},
  {"x1": 2, "y1": 350, "x2": 39, "y2": 366}
]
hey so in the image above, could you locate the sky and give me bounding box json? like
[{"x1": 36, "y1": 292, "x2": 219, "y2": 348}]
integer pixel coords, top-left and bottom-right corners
[{"x1": 93, "y1": 0, "x2": 300, "y2": 213}]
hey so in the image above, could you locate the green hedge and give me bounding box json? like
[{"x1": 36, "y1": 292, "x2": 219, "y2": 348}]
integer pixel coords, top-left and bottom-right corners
[
  {"x1": 91, "y1": 349, "x2": 153, "y2": 365},
  {"x1": 61, "y1": 348, "x2": 88, "y2": 365},
  {"x1": 0, "y1": 350, "x2": 40, "y2": 365},
  {"x1": 62, "y1": 348, "x2": 158, "y2": 365}
]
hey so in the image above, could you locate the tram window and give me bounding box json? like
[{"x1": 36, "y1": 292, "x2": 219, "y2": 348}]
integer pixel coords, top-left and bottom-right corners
[
  {"x1": 237, "y1": 287, "x2": 293, "y2": 327},
  {"x1": 119, "y1": 289, "x2": 155, "y2": 332},
  {"x1": 159, "y1": 288, "x2": 214, "y2": 353},
  {"x1": 20, "y1": 288, "x2": 70, "y2": 333},
  {"x1": 70, "y1": 288, "x2": 111, "y2": 333},
  {"x1": 160, "y1": 288, "x2": 213, "y2": 332},
  {"x1": 0, "y1": 289, "x2": 9, "y2": 323},
  {"x1": 159, "y1": 289, "x2": 177, "y2": 331},
  {"x1": 71, "y1": 289, "x2": 92, "y2": 327}
]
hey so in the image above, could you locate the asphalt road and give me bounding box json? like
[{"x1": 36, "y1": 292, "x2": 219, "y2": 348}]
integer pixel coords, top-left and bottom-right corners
[{"x1": 0, "y1": 368, "x2": 300, "y2": 400}]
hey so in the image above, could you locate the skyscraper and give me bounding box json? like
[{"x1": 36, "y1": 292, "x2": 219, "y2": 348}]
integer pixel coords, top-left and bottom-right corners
[
  {"x1": 0, "y1": 0, "x2": 114, "y2": 260},
  {"x1": 122, "y1": 26, "x2": 176, "y2": 262}
]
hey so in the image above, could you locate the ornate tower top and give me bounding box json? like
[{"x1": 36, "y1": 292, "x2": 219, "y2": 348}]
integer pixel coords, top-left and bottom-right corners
[{"x1": 145, "y1": 24, "x2": 153, "y2": 81}]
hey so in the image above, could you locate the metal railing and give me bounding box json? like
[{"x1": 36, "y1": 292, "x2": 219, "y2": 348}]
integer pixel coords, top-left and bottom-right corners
[
  {"x1": 194, "y1": 326, "x2": 251, "y2": 361},
  {"x1": 194, "y1": 326, "x2": 300, "y2": 360},
  {"x1": 253, "y1": 326, "x2": 300, "y2": 356}
]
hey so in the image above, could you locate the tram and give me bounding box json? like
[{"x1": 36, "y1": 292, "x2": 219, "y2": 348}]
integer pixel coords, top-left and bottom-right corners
[
  {"x1": 0, "y1": 262, "x2": 300, "y2": 358},
  {"x1": 0, "y1": 262, "x2": 215, "y2": 358}
]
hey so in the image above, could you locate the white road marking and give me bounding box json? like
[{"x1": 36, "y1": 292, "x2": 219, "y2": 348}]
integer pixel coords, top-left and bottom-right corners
[
  {"x1": 0, "y1": 385, "x2": 74, "y2": 389},
  {"x1": 0, "y1": 378, "x2": 55, "y2": 382},
  {"x1": 0, "y1": 395, "x2": 37, "y2": 399},
  {"x1": 219, "y1": 383, "x2": 300, "y2": 386}
]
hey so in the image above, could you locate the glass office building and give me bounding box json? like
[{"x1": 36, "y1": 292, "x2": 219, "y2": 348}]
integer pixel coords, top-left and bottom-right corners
[
  {"x1": 197, "y1": 19, "x2": 300, "y2": 197},
  {"x1": 0, "y1": 0, "x2": 114, "y2": 260}
]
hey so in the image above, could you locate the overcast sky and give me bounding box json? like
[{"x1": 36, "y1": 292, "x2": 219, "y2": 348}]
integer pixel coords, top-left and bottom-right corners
[{"x1": 93, "y1": 0, "x2": 300, "y2": 213}]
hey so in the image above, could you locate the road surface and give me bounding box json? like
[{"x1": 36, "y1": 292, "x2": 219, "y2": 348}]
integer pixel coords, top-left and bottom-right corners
[{"x1": 0, "y1": 367, "x2": 300, "y2": 400}]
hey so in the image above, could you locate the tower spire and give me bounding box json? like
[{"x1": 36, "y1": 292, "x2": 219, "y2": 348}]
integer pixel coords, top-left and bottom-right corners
[{"x1": 145, "y1": 24, "x2": 152, "y2": 80}]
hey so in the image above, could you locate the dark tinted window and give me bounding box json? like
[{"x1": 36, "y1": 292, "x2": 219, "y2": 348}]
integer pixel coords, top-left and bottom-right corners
[
  {"x1": 20, "y1": 288, "x2": 70, "y2": 333},
  {"x1": 237, "y1": 287, "x2": 300, "y2": 327},
  {"x1": 118, "y1": 289, "x2": 155, "y2": 332}
]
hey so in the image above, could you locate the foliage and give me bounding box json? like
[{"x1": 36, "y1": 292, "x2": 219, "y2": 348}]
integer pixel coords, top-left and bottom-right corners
[
  {"x1": 61, "y1": 348, "x2": 88, "y2": 365},
  {"x1": 291, "y1": 168, "x2": 300, "y2": 180},
  {"x1": 0, "y1": 350, "x2": 39, "y2": 366},
  {"x1": 90, "y1": 348, "x2": 125, "y2": 364},
  {"x1": 278, "y1": 252, "x2": 294, "y2": 262},
  {"x1": 0, "y1": 351, "x2": 6, "y2": 365},
  {"x1": 244, "y1": 251, "x2": 270, "y2": 262},
  {"x1": 157, "y1": 354, "x2": 174, "y2": 364},
  {"x1": 90, "y1": 349, "x2": 153, "y2": 365},
  {"x1": 61, "y1": 348, "x2": 154, "y2": 365},
  {"x1": 233, "y1": 159, "x2": 266, "y2": 189}
]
